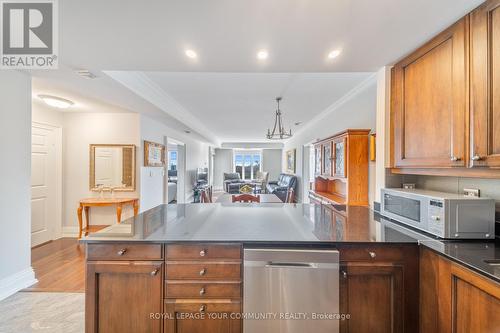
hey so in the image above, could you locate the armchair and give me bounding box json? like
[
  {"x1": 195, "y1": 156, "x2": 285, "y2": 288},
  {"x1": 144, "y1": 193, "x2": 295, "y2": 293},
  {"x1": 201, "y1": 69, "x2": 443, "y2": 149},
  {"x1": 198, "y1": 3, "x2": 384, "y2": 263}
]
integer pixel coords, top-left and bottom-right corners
[{"x1": 223, "y1": 172, "x2": 245, "y2": 193}]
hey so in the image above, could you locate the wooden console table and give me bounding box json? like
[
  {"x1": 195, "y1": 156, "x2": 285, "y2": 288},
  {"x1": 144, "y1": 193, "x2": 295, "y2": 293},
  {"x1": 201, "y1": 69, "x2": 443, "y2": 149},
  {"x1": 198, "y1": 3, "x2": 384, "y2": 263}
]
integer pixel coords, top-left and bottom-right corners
[{"x1": 77, "y1": 198, "x2": 139, "y2": 239}]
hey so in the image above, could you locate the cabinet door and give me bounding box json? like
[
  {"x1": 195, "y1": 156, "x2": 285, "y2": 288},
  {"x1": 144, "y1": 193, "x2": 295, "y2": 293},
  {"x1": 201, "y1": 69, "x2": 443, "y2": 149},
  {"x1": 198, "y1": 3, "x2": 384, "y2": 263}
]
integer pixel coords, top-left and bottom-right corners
[
  {"x1": 340, "y1": 264, "x2": 404, "y2": 333},
  {"x1": 322, "y1": 142, "x2": 332, "y2": 176},
  {"x1": 86, "y1": 261, "x2": 163, "y2": 333},
  {"x1": 392, "y1": 18, "x2": 468, "y2": 168},
  {"x1": 470, "y1": 0, "x2": 500, "y2": 167},
  {"x1": 314, "y1": 145, "x2": 322, "y2": 175},
  {"x1": 164, "y1": 301, "x2": 241, "y2": 333},
  {"x1": 333, "y1": 138, "x2": 346, "y2": 177}
]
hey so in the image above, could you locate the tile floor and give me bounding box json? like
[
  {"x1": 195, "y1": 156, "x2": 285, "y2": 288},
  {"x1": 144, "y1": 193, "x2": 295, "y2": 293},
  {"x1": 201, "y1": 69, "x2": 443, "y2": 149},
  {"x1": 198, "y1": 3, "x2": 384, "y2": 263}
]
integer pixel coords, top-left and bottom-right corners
[{"x1": 0, "y1": 292, "x2": 84, "y2": 333}]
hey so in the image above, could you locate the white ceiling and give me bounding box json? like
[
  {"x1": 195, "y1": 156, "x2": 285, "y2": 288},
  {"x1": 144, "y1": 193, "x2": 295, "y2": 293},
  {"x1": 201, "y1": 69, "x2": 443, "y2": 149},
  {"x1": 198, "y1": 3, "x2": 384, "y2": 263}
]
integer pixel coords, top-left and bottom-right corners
[
  {"x1": 139, "y1": 72, "x2": 374, "y2": 142},
  {"x1": 30, "y1": 0, "x2": 484, "y2": 143}
]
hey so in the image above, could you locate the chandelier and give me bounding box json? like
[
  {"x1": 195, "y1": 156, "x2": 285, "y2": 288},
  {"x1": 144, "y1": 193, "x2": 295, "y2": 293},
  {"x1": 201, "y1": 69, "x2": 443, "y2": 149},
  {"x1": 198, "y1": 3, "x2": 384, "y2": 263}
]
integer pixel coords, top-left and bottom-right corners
[{"x1": 266, "y1": 97, "x2": 292, "y2": 140}]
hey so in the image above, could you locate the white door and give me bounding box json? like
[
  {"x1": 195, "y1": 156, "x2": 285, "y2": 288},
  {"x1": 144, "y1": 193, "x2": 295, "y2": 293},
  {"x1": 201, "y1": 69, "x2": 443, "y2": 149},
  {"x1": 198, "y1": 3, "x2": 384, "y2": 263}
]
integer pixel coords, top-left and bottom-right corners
[{"x1": 31, "y1": 123, "x2": 61, "y2": 247}]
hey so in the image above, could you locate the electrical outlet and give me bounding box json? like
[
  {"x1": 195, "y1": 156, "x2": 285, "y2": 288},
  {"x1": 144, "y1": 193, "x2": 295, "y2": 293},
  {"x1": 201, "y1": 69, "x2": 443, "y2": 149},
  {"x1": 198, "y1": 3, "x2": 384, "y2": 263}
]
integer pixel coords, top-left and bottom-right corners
[{"x1": 463, "y1": 188, "x2": 480, "y2": 197}]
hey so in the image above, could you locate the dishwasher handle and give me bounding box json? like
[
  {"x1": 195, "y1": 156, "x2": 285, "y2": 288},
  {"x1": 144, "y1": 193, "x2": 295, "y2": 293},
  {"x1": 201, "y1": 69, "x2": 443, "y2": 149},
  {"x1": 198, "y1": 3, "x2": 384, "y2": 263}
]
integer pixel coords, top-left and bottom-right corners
[{"x1": 265, "y1": 262, "x2": 316, "y2": 268}]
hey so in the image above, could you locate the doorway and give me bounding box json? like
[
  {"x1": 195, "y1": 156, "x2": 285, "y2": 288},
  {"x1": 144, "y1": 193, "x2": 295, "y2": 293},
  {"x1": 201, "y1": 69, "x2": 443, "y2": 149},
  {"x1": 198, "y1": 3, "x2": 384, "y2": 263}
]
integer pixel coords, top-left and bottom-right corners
[
  {"x1": 165, "y1": 138, "x2": 186, "y2": 204},
  {"x1": 31, "y1": 122, "x2": 62, "y2": 247}
]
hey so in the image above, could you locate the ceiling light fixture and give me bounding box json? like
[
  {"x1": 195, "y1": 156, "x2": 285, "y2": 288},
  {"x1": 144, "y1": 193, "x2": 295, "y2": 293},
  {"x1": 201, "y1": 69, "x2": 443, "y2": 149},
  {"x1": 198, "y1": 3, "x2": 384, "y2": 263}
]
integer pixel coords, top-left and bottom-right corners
[
  {"x1": 38, "y1": 94, "x2": 74, "y2": 109},
  {"x1": 327, "y1": 49, "x2": 342, "y2": 59},
  {"x1": 266, "y1": 97, "x2": 292, "y2": 140},
  {"x1": 257, "y1": 50, "x2": 269, "y2": 60},
  {"x1": 76, "y1": 69, "x2": 97, "y2": 79},
  {"x1": 185, "y1": 49, "x2": 198, "y2": 59}
]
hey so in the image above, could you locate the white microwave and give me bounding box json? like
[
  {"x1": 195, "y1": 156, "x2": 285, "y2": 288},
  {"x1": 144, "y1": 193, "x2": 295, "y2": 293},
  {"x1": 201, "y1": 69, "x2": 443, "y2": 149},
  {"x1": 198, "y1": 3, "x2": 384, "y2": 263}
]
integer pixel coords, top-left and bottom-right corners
[{"x1": 380, "y1": 188, "x2": 495, "y2": 239}]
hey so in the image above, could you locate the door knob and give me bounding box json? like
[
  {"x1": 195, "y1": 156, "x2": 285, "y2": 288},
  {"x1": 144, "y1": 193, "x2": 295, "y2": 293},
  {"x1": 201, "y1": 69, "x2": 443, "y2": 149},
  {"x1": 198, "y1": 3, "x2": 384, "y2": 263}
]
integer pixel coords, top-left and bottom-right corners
[
  {"x1": 199, "y1": 268, "x2": 207, "y2": 276},
  {"x1": 450, "y1": 156, "x2": 461, "y2": 162},
  {"x1": 150, "y1": 268, "x2": 160, "y2": 276},
  {"x1": 117, "y1": 248, "x2": 127, "y2": 256},
  {"x1": 199, "y1": 287, "x2": 206, "y2": 295},
  {"x1": 368, "y1": 251, "x2": 376, "y2": 258},
  {"x1": 199, "y1": 249, "x2": 207, "y2": 257},
  {"x1": 199, "y1": 305, "x2": 206, "y2": 313}
]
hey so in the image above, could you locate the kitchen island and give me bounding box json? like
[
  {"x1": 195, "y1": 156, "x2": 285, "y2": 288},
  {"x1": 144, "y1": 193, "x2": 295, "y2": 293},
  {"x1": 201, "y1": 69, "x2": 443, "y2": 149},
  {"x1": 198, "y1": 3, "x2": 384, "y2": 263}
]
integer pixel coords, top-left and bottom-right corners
[{"x1": 81, "y1": 203, "x2": 500, "y2": 333}]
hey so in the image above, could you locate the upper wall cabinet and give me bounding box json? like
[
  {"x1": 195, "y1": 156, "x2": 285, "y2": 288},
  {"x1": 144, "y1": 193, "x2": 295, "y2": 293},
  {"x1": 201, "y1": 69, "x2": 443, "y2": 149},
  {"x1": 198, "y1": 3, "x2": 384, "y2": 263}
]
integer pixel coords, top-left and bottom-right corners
[
  {"x1": 392, "y1": 17, "x2": 469, "y2": 168},
  {"x1": 470, "y1": 0, "x2": 500, "y2": 168}
]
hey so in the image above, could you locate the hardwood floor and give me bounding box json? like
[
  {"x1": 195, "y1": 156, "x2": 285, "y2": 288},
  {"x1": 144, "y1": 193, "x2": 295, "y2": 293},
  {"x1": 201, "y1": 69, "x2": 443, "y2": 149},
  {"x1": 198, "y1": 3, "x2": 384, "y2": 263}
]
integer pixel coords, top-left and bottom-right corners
[{"x1": 26, "y1": 226, "x2": 107, "y2": 293}]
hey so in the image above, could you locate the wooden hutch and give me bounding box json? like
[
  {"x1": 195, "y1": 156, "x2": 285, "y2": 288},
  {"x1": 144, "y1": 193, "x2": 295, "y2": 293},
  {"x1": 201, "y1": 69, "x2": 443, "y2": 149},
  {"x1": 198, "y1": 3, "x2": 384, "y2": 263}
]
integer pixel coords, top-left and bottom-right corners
[{"x1": 310, "y1": 129, "x2": 370, "y2": 206}]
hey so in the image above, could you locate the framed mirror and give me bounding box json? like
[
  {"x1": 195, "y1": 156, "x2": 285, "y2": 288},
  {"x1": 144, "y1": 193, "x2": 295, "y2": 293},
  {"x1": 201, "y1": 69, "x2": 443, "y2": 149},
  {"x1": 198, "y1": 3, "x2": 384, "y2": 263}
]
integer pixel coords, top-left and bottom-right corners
[{"x1": 89, "y1": 144, "x2": 136, "y2": 191}]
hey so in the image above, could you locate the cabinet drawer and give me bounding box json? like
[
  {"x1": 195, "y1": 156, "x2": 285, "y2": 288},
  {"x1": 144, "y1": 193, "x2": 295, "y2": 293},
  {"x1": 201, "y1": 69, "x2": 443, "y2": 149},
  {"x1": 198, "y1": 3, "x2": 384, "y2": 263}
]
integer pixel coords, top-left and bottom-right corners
[
  {"x1": 165, "y1": 300, "x2": 241, "y2": 313},
  {"x1": 165, "y1": 281, "x2": 241, "y2": 299},
  {"x1": 339, "y1": 246, "x2": 409, "y2": 262},
  {"x1": 87, "y1": 243, "x2": 162, "y2": 261},
  {"x1": 166, "y1": 244, "x2": 241, "y2": 260},
  {"x1": 166, "y1": 262, "x2": 241, "y2": 280}
]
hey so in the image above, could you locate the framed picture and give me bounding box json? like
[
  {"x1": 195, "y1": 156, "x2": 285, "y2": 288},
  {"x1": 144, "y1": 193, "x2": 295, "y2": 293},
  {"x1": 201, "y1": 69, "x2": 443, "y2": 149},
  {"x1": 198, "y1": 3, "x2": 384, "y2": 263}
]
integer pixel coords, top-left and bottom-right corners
[
  {"x1": 144, "y1": 140, "x2": 165, "y2": 167},
  {"x1": 286, "y1": 149, "x2": 296, "y2": 174}
]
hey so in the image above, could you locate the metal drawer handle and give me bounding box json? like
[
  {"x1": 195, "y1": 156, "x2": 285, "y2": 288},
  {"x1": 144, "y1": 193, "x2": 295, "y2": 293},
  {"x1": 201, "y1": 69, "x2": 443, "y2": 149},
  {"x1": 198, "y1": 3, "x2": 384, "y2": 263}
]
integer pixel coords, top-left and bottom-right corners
[
  {"x1": 199, "y1": 287, "x2": 206, "y2": 295},
  {"x1": 200, "y1": 249, "x2": 207, "y2": 257},
  {"x1": 199, "y1": 268, "x2": 207, "y2": 276},
  {"x1": 199, "y1": 305, "x2": 206, "y2": 313},
  {"x1": 450, "y1": 156, "x2": 461, "y2": 162},
  {"x1": 117, "y1": 248, "x2": 127, "y2": 256},
  {"x1": 471, "y1": 155, "x2": 482, "y2": 161},
  {"x1": 369, "y1": 251, "x2": 376, "y2": 259},
  {"x1": 150, "y1": 268, "x2": 160, "y2": 276}
]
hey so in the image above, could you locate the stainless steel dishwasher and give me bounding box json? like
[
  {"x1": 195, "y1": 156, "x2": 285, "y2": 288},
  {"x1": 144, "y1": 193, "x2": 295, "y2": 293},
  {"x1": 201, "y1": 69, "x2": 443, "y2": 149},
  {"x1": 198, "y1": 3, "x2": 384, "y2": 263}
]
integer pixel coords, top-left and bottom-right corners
[{"x1": 243, "y1": 248, "x2": 339, "y2": 333}]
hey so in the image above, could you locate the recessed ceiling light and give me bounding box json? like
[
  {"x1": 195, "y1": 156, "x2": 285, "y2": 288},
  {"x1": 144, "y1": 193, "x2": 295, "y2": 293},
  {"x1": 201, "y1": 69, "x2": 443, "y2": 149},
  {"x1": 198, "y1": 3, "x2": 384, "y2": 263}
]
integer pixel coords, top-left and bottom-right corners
[
  {"x1": 257, "y1": 50, "x2": 269, "y2": 60},
  {"x1": 38, "y1": 94, "x2": 74, "y2": 109},
  {"x1": 185, "y1": 49, "x2": 197, "y2": 59},
  {"x1": 327, "y1": 49, "x2": 342, "y2": 59}
]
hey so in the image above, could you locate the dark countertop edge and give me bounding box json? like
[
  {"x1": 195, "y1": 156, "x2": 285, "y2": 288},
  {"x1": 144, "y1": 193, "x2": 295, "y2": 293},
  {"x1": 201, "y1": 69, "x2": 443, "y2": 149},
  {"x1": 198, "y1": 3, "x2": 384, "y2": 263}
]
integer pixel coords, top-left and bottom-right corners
[{"x1": 419, "y1": 242, "x2": 500, "y2": 284}]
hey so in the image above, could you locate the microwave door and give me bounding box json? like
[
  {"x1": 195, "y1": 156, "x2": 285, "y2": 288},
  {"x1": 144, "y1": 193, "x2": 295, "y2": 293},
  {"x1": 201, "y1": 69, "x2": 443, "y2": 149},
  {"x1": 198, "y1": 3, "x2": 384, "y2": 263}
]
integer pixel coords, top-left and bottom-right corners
[{"x1": 382, "y1": 192, "x2": 429, "y2": 231}]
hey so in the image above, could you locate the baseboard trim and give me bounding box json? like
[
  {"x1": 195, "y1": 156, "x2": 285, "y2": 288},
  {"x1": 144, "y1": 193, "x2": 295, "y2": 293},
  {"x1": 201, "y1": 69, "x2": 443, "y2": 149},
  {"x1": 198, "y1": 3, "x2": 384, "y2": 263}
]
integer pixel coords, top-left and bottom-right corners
[
  {"x1": 0, "y1": 267, "x2": 37, "y2": 301},
  {"x1": 61, "y1": 226, "x2": 79, "y2": 238}
]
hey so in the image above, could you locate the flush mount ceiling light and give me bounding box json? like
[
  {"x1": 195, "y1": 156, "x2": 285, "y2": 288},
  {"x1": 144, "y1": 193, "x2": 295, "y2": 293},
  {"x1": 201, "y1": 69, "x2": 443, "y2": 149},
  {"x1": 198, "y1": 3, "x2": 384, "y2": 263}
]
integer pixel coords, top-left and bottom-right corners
[
  {"x1": 185, "y1": 49, "x2": 198, "y2": 59},
  {"x1": 38, "y1": 94, "x2": 74, "y2": 109},
  {"x1": 257, "y1": 50, "x2": 269, "y2": 60},
  {"x1": 327, "y1": 49, "x2": 342, "y2": 59},
  {"x1": 266, "y1": 97, "x2": 292, "y2": 140}
]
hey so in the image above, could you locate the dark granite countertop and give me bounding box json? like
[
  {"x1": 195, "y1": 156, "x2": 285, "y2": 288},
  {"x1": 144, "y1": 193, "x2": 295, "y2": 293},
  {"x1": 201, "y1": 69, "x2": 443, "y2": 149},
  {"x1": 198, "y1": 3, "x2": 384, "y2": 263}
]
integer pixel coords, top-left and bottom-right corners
[{"x1": 80, "y1": 203, "x2": 500, "y2": 283}]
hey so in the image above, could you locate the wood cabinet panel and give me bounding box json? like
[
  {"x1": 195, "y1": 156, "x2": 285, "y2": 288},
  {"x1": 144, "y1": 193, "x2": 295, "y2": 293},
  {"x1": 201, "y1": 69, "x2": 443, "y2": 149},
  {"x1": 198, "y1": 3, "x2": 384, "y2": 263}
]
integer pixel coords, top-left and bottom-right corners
[
  {"x1": 339, "y1": 245, "x2": 419, "y2": 333},
  {"x1": 87, "y1": 243, "x2": 162, "y2": 261},
  {"x1": 166, "y1": 244, "x2": 241, "y2": 261},
  {"x1": 420, "y1": 247, "x2": 500, "y2": 333},
  {"x1": 165, "y1": 281, "x2": 241, "y2": 299},
  {"x1": 164, "y1": 300, "x2": 241, "y2": 333},
  {"x1": 470, "y1": 0, "x2": 500, "y2": 167},
  {"x1": 85, "y1": 261, "x2": 163, "y2": 333},
  {"x1": 166, "y1": 262, "x2": 241, "y2": 280},
  {"x1": 392, "y1": 17, "x2": 468, "y2": 168}
]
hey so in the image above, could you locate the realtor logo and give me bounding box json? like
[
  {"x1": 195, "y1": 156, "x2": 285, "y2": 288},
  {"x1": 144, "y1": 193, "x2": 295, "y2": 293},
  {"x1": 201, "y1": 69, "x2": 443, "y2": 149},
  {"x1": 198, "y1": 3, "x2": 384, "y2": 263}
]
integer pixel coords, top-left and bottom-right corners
[{"x1": 1, "y1": 0, "x2": 58, "y2": 69}]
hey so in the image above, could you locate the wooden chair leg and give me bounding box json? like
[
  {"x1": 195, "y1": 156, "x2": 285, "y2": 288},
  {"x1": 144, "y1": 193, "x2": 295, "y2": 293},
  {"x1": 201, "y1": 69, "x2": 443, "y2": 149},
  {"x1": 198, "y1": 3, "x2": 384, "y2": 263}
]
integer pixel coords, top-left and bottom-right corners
[{"x1": 77, "y1": 205, "x2": 83, "y2": 239}]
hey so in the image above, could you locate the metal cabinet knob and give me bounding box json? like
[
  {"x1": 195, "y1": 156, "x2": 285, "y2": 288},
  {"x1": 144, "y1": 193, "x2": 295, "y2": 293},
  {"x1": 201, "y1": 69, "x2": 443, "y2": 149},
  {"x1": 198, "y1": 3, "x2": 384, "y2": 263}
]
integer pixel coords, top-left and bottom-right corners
[
  {"x1": 199, "y1": 268, "x2": 207, "y2": 276},
  {"x1": 450, "y1": 156, "x2": 461, "y2": 162},
  {"x1": 199, "y1": 305, "x2": 206, "y2": 313},
  {"x1": 150, "y1": 268, "x2": 159, "y2": 276},
  {"x1": 117, "y1": 249, "x2": 127, "y2": 256},
  {"x1": 471, "y1": 155, "x2": 482, "y2": 161},
  {"x1": 342, "y1": 271, "x2": 347, "y2": 279},
  {"x1": 199, "y1": 249, "x2": 207, "y2": 257},
  {"x1": 199, "y1": 287, "x2": 206, "y2": 295},
  {"x1": 369, "y1": 251, "x2": 376, "y2": 258}
]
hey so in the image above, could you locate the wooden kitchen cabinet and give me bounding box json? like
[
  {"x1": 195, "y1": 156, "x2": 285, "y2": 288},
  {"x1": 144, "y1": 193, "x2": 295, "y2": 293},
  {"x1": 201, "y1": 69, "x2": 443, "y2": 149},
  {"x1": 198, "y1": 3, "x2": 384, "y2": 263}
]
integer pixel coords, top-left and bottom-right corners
[
  {"x1": 420, "y1": 247, "x2": 500, "y2": 333},
  {"x1": 339, "y1": 245, "x2": 419, "y2": 333},
  {"x1": 86, "y1": 261, "x2": 164, "y2": 333},
  {"x1": 392, "y1": 17, "x2": 468, "y2": 168},
  {"x1": 470, "y1": 0, "x2": 500, "y2": 168}
]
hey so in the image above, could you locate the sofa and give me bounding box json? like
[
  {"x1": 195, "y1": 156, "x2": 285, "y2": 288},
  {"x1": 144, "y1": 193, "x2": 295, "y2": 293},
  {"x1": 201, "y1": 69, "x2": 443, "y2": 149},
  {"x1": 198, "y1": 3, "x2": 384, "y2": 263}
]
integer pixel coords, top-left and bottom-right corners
[
  {"x1": 266, "y1": 173, "x2": 298, "y2": 202},
  {"x1": 223, "y1": 172, "x2": 245, "y2": 193}
]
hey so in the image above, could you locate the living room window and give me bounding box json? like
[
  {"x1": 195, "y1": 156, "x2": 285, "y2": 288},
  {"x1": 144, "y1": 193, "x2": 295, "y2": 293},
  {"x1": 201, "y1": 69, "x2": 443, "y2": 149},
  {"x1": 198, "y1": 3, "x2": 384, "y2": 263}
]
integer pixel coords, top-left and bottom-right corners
[{"x1": 233, "y1": 150, "x2": 262, "y2": 180}]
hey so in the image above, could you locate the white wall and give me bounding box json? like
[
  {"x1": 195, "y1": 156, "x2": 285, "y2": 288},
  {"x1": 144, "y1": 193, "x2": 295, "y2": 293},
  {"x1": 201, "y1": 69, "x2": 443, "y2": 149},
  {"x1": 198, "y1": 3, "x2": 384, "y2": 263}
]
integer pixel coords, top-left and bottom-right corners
[
  {"x1": 262, "y1": 149, "x2": 282, "y2": 181},
  {"x1": 63, "y1": 113, "x2": 141, "y2": 232},
  {"x1": 140, "y1": 115, "x2": 209, "y2": 206},
  {"x1": 213, "y1": 148, "x2": 233, "y2": 190},
  {"x1": 0, "y1": 71, "x2": 37, "y2": 300},
  {"x1": 282, "y1": 76, "x2": 377, "y2": 204}
]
